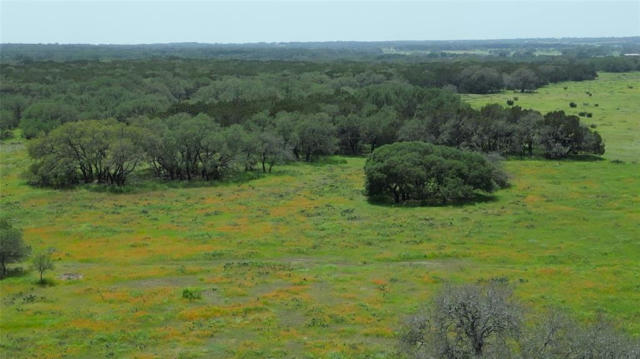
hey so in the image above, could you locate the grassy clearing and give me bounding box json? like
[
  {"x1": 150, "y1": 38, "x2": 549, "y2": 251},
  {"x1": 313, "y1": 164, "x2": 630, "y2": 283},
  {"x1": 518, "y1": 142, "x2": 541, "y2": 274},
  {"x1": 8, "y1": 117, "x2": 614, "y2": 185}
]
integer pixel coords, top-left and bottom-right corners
[
  {"x1": 464, "y1": 72, "x2": 640, "y2": 162},
  {"x1": 1, "y1": 73, "x2": 639, "y2": 358}
]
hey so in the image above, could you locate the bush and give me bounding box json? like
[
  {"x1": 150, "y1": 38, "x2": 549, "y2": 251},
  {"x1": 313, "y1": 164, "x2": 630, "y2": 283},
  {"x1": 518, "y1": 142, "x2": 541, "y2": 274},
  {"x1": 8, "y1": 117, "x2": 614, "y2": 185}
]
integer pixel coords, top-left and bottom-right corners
[
  {"x1": 182, "y1": 288, "x2": 202, "y2": 301},
  {"x1": 569, "y1": 102, "x2": 577, "y2": 108},
  {"x1": 364, "y1": 142, "x2": 507, "y2": 204}
]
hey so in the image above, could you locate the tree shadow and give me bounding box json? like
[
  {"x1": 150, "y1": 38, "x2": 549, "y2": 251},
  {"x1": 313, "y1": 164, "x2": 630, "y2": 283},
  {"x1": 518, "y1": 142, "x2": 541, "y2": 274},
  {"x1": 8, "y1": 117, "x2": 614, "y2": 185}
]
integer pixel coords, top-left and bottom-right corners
[
  {"x1": 303, "y1": 156, "x2": 349, "y2": 167},
  {"x1": 366, "y1": 192, "x2": 498, "y2": 208},
  {"x1": 563, "y1": 154, "x2": 605, "y2": 162},
  {"x1": 505, "y1": 154, "x2": 604, "y2": 162},
  {"x1": 1, "y1": 266, "x2": 29, "y2": 280},
  {"x1": 83, "y1": 169, "x2": 270, "y2": 194},
  {"x1": 35, "y1": 278, "x2": 56, "y2": 287}
]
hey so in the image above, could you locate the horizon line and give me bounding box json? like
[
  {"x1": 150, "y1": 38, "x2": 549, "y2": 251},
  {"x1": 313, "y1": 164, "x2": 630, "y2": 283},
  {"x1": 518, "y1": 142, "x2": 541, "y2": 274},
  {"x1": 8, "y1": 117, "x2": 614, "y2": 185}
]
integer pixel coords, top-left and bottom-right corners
[{"x1": 2, "y1": 36, "x2": 639, "y2": 46}]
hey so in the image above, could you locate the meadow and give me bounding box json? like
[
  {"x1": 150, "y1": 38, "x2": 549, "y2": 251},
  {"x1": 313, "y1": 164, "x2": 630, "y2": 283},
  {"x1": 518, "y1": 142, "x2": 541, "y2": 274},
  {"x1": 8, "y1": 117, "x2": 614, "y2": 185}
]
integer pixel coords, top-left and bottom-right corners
[{"x1": 0, "y1": 72, "x2": 639, "y2": 358}]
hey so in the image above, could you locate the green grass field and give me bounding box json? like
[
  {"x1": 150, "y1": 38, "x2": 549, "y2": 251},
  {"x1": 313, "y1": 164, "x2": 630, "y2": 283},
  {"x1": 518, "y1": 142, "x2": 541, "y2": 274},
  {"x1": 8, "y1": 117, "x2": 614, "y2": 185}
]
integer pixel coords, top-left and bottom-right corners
[{"x1": 1, "y1": 73, "x2": 639, "y2": 358}]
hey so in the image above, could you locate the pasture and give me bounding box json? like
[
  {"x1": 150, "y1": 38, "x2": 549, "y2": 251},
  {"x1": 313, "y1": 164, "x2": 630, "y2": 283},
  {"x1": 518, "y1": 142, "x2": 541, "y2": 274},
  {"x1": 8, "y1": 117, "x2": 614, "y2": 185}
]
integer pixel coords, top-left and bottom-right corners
[{"x1": 1, "y1": 72, "x2": 639, "y2": 358}]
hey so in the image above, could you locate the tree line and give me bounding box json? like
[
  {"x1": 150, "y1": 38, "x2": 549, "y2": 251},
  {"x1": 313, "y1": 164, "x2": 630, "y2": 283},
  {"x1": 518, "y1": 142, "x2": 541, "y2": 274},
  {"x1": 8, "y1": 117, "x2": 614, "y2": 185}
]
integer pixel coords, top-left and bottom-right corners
[
  {"x1": 2, "y1": 39, "x2": 639, "y2": 62},
  {"x1": 27, "y1": 99, "x2": 603, "y2": 188},
  {"x1": 0, "y1": 55, "x2": 628, "y2": 140}
]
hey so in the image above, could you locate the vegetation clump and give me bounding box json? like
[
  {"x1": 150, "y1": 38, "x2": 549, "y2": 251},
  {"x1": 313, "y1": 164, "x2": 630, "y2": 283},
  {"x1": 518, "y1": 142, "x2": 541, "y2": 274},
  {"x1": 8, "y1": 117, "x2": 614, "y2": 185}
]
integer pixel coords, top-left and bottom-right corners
[
  {"x1": 364, "y1": 142, "x2": 507, "y2": 204},
  {"x1": 399, "y1": 281, "x2": 640, "y2": 359},
  {"x1": 0, "y1": 219, "x2": 30, "y2": 278},
  {"x1": 182, "y1": 288, "x2": 202, "y2": 301}
]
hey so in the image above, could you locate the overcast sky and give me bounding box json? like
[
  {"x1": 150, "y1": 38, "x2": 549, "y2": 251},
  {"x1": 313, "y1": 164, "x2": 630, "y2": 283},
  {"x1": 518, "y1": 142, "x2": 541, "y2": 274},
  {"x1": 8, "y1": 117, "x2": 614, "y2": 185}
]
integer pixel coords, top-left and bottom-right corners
[{"x1": 1, "y1": 0, "x2": 638, "y2": 44}]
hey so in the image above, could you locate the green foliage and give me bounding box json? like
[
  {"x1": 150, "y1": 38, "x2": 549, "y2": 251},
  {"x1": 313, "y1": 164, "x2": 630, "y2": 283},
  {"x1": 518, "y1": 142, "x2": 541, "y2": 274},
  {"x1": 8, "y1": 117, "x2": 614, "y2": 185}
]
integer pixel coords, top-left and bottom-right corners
[
  {"x1": 0, "y1": 219, "x2": 30, "y2": 278},
  {"x1": 0, "y1": 71, "x2": 638, "y2": 359},
  {"x1": 399, "y1": 282, "x2": 640, "y2": 359},
  {"x1": 365, "y1": 142, "x2": 506, "y2": 204},
  {"x1": 19, "y1": 102, "x2": 78, "y2": 139},
  {"x1": 27, "y1": 120, "x2": 146, "y2": 186},
  {"x1": 0, "y1": 95, "x2": 28, "y2": 135},
  {"x1": 181, "y1": 288, "x2": 201, "y2": 301},
  {"x1": 506, "y1": 67, "x2": 540, "y2": 92},
  {"x1": 538, "y1": 111, "x2": 605, "y2": 158},
  {"x1": 294, "y1": 113, "x2": 338, "y2": 161},
  {"x1": 457, "y1": 66, "x2": 504, "y2": 93},
  {"x1": 31, "y1": 252, "x2": 54, "y2": 284}
]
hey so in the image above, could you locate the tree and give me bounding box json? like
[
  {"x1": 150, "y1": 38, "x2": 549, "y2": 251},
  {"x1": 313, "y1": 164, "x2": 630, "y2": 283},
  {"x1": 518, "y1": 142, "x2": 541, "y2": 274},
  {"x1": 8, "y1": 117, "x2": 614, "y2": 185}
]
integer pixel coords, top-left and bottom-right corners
[
  {"x1": 27, "y1": 120, "x2": 146, "y2": 186},
  {"x1": 335, "y1": 113, "x2": 364, "y2": 155},
  {"x1": 360, "y1": 106, "x2": 398, "y2": 153},
  {"x1": 0, "y1": 219, "x2": 30, "y2": 278},
  {"x1": 295, "y1": 113, "x2": 338, "y2": 161},
  {"x1": 399, "y1": 284, "x2": 640, "y2": 359},
  {"x1": 537, "y1": 111, "x2": 604, "y2": 158},
  {"x1": 457, "y1": 66, "x2": 503, "y2": 94},
  {"x1": 225, "y1": 124, "x2": 259, "y2": 171},
  {"x1": 0, "y1": 95, "x2": 28, "y2": 135},
  {"x1": 32, "y1": 251, "x2": 54, "y2": 284},
  {"x1": 507, "y1": 67, "x2": 540, "y2": 92},
  {"x1": 513, "y1": 110, "x2": 541, "y2": 157},
  {"x1": 399, "y1": 280, "x2": 521, "y2": 359},
  {"x1": 274, "y1": 112, "x2": 300, "y2": 159},
  {"x1": 114, "y1": 94, "x2": 170, "y2": 121},
  {"x1": 365, "y1": 142, "x2": 507, "y2": 204},
  {"x1": 0, "y1": 110, "x2": 15, "y2": 138},
  {"x1": 256, "y1": 130, "x2": 289, "y2": 173},
  {"x1": 397, "y1": 117, "x2": 436, "y2": 143}
]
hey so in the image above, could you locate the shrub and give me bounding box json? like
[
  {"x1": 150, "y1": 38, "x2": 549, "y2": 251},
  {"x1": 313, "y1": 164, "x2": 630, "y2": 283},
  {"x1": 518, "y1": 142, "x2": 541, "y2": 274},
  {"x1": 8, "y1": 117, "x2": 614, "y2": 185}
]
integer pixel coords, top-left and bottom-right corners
[
  {"x1": 364, "y1": 142, "x2": 507, "y2": 204},
  {"x1": 182, "y1": 288, "x2": 202, "y2": 301},
  {"x1": 506, "y1": 100, "x2": 514, "y2": 106},
  {"x1": 569, "y1": 102, "x2": 577, "y2": 108}
]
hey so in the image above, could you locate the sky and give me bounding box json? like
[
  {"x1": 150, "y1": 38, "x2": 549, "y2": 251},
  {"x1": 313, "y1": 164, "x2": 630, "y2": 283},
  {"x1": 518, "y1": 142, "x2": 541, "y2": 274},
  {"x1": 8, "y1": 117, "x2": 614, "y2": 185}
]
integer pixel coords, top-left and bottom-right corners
[{"x1": 1, "y1": 0, "x2": 639, "y2": 44}]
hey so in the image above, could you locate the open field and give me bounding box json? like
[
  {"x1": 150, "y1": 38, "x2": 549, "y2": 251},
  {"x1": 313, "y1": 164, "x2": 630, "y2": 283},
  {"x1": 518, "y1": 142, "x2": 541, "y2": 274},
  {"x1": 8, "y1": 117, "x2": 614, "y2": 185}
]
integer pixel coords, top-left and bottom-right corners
[
  {"x1": 464, "y1": 72, "x2": 640, "y2": 162},
  {"x1": 1, "y1": 73, "x2": 639, "y2": 358}
]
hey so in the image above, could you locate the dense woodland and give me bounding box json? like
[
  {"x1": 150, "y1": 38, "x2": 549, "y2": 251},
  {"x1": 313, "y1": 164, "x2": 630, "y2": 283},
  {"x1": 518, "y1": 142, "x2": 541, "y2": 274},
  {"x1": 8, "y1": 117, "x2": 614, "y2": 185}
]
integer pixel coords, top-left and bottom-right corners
[
  {"x1": 0, "y1": 43, "x2": 621, "y2": 198},
  {"x1": 2, "y1": 37, "x2": 639, "y2": 61}
]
